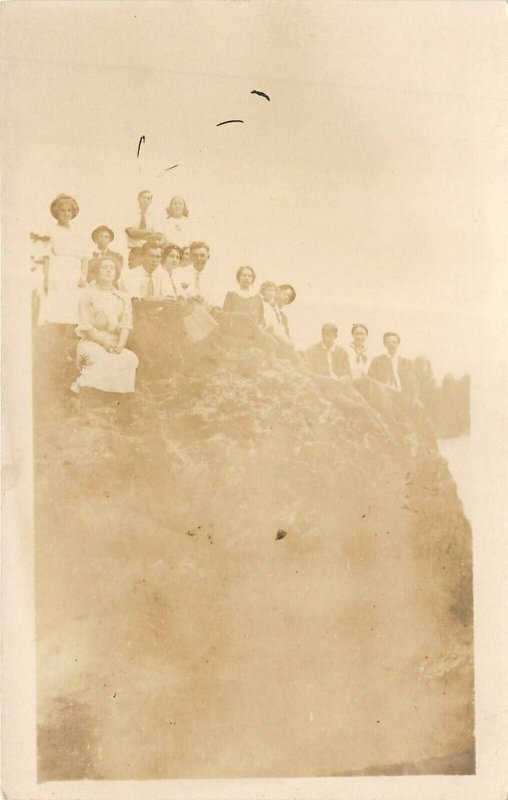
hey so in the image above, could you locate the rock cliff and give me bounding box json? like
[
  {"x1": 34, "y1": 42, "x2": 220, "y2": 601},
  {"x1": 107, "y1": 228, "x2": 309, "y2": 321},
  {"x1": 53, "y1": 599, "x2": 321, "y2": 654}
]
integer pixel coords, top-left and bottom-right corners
[{"x1": 35, "y1": 347, "x2": 474, "y2": 779}]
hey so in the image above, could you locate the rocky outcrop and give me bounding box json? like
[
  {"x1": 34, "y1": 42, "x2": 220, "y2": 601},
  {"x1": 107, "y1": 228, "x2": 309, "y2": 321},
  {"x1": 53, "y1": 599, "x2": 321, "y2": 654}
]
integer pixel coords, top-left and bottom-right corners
[{"x1": 35, "y1": 347, "x2": 474, "y2": 779}]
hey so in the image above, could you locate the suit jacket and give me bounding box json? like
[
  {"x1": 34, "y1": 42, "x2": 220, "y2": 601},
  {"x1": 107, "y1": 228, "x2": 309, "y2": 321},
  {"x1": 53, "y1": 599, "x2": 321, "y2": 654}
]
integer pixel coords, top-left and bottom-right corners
[
  {"x1": 369, "y1": 354, "x2": 416, "y2": 398},
  {"x1": 305, "y1": 342, "x2": 351, "y2": 380}
]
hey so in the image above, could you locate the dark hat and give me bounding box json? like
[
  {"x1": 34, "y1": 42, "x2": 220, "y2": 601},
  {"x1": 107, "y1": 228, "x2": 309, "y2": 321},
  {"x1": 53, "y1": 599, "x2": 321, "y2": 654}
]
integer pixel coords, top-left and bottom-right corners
[
  {"x1": 50, "y1": 193, "x2": 79, "y2": 220},
  {"x1": 91, "y1": 225, "x2": 115, "y2": 243},
  {"x1": 278, "y1": 284, "x2": 296, "y2": 304}
]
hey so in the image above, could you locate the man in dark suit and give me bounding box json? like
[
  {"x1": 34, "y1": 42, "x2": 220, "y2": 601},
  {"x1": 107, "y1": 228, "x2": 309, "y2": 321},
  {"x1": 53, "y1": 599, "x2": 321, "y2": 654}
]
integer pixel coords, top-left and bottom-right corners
[
  {"x1": 305, "y1": 323, "x2": 351, "y2": 380},
  {"x1": 305, "y1": 324, "x2": 389, "y2": 436},
  {"x1": 87, "y1": 226, "x2": 124, "y2": 282},
  {"x1": 369, "y1": 332, "x2": 418, "y2": 408}
]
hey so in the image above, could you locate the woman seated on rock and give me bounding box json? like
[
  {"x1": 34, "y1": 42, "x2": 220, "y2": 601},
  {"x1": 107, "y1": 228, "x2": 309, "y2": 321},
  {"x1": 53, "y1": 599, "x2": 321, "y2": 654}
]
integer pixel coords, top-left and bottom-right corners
[
  {"x1": 71, "y1": 257, "x2": 138, "y2": 396},
  {"x1": 347, "y1": 323, "x2": 404, "y2": 428},
  {"x1": 277, "y1": 284, "x2": 296, "y2": 341},
  {"x1": 222, "y1": 267, "x2": 264, "y2": 328},
  {"x1": 260, "y1": 281, "x2": 294, "y2": 351},
  {"x1": 161, "y1": 243, "x2": 182, "y2": 299}
]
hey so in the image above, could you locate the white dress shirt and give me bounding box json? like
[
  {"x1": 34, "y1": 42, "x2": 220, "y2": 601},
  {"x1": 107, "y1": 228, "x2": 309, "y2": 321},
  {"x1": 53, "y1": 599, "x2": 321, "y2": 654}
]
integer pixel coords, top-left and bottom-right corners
[
  {"x1": 125, "y1": 206, "x2": 165, "y2": 250},
  {"x1": 347, "y1": 344, "x2": 371, "y2": 380},
  {"x1": 322, "y1": 343, "x2": 339, "y2": 380},
  {"x1": 171, "y1": 264, "x2": 210, "y2": 301},
  {"x1": 387, "y1": 354, "x2": 402, "y2": 391},
  {"x1": 121, "y1": 265, "x2": 173, "y2": 299},
  {"x1": 262, "y1": 300, "x2": 292, "y2": 344}
]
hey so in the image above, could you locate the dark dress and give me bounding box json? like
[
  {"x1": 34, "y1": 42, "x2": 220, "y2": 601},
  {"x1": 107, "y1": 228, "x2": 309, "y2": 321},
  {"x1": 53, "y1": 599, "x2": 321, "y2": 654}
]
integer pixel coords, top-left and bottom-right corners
[{"x1": 222, "y1": 291, "x2": 265, "y2": 325}]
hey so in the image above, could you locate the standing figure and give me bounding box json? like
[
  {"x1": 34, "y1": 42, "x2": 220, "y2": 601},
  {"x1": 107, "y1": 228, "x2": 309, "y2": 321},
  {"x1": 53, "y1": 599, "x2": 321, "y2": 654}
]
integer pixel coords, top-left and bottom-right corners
[
  {"x1": 125, "y1": 190, "x2": 165, "y2": 260},
  {"x1": 71, "y1": 257, "x2": 138, "y2": 395},
  {"x1": 39, "y1": 193, "x2": 88, "y2": 325},
  {"x1": 163, "y1": 196, "x2": 193, "y2": 259},
  {"x1": 88, "y1": 226, "x2": 123, "y2": 283}
]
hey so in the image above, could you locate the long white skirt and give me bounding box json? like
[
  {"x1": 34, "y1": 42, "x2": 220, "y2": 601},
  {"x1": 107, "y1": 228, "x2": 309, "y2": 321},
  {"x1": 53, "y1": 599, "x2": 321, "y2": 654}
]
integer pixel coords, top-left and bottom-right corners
[
  {"x1": 39, "y1": 254, "x2": 82, "y2": 325},
  {"x1": 72, "y1": 340, "x2": 139, "y2": 394}
]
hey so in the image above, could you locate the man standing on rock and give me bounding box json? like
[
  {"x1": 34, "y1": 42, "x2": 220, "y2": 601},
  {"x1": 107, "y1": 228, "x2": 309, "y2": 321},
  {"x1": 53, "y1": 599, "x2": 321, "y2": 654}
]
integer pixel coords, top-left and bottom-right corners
[{"x1": 125, "y1": 190, "x2": 165, "y2": 260}]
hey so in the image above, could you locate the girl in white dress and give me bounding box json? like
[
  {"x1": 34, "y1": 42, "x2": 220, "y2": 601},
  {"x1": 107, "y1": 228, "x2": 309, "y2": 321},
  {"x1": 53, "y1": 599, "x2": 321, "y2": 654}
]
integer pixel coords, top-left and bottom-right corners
[
  {"x1": 163, "y1": 196, "x2": 193, "y2": 262},
  {"x1": 39, "y1": 194, "x2": 88, "y2": 325},
  {"x1": 71, "y1": 258, "x2": 138, "y2": 395}
]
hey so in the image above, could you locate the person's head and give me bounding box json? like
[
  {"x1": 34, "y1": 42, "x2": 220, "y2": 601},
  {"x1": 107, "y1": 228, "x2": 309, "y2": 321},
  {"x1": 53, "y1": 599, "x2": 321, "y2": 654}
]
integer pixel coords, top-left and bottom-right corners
[
  {"x1": 351, "y1": 323, "x2": 369, "y2": 347},
  {"x1": 128, "y1": 248, "x2": 142, "y2": 269},
  {"x1": 236, "y1": 266, "x2": 256, "y2": 290},
  {"x1": 321, "y1": 323, "x2": 338, "y2": 349},
  {"x1": 189, "y1": 241, "x2": 210, "y2": 272},
  {"x1": 141, "y1": 241, "x2": 162, "y2": 273},
  {"x1": 138, "y1": 190, "x2": 153, "y2": 212},
  {"x1": 92, "y1": 256, "x2": 121, "y2": 287},
  {"x1": 260, "y1": 281, "x2": 278, "y2": 304},
  {"x1": 383, "y1": 331, "x2": 401, "y2": 356},
  {"x1": 162, "y1": 244, "x2": 183, "y2": 272},
  {"x1": 277, "y1": 284, "x2": 296, "y2": 307},
  {"x1": 166, "y1": 196, "x2": 188, "y2": 219},
  {"x1": 50, "y1": 193, "x2": 79, "y2": 224},
  {"x1": 91, "y1": 225, "x2": 114, "y2": 251}
]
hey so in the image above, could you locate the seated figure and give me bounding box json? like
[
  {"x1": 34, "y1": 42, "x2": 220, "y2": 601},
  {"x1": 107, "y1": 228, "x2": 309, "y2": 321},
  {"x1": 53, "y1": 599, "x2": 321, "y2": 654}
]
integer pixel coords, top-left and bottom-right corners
[
  {"x1": 71, "y1": 257, "x2": 138, "y2": 396},
  {"x1": 304, "y1": 323, "x2": 389, "y2": 436},
  {"x1": 347, "y1": 323, "x2": 405, "y2": 428},
  {"x1": 369, "y1": 331, "x2": 417, "y2": 409},
  {"x1": 121, "y1": 242, "x2": 180, "y2": 376},
  {"x1": 221, "y1": 266, "x2": 265, "y2": 337}
]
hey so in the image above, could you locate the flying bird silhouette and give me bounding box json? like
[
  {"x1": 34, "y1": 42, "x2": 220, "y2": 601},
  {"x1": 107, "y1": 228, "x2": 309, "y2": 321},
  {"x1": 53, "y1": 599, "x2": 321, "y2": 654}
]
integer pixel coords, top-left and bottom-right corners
[
  {"x1": 216, "y1": 119, "x2": 245, "y2": 127},
  {"x1": 251, "y1": 90, "x2": 270, "y2": 101}
]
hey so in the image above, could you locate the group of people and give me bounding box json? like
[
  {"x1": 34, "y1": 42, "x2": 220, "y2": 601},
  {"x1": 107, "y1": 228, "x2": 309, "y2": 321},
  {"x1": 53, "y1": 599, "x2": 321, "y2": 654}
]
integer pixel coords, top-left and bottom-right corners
[{"x1": 31, "y1": 191, "x2": 426, "y2": 436}]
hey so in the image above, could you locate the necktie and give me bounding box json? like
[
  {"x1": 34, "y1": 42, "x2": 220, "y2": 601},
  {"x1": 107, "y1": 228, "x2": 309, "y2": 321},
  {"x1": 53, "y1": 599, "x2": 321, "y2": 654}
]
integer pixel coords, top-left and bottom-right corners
[
  {"x1": 356, "y1": 352, "x2": 367, "y2": 365},
  {"x1": 195, "y1": 271, "x2": 201, "y2": 292},
  {"x1": 139, "y1": 213, "x2": 147, "y2": 230},
  {"x1": 147, "y1": 276, "x2": 155, "y2": 297}
]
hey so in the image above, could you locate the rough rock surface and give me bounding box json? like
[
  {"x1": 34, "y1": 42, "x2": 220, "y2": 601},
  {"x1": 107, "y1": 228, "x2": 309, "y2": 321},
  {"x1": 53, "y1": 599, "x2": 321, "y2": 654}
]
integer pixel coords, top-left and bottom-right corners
[{"x1": 34, "y1": 346, "x2": 474, "y2": 779}]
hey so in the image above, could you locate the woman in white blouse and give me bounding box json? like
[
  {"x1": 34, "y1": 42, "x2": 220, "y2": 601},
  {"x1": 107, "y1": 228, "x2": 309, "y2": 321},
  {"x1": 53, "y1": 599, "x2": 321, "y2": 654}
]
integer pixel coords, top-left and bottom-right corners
[
  {"x1": 71, "y1": 257, "x2": 138, "y2": 395},
  {"x1": 347, "y1": 323, "x2": 372, "y2": 379}
]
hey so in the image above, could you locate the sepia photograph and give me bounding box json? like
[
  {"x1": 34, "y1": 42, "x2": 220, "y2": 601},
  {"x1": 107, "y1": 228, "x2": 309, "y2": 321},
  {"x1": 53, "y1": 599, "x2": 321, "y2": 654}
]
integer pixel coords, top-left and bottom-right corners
[{"x1": 1, "y1": 1, "x2": 507, "y2": 798}]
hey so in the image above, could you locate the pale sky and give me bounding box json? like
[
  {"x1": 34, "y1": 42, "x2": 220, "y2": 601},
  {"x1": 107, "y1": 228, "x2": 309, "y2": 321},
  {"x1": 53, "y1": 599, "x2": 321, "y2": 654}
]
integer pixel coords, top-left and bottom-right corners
[{"x1": 2, "y1": 1, "x2": 506, "y2": 379}]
